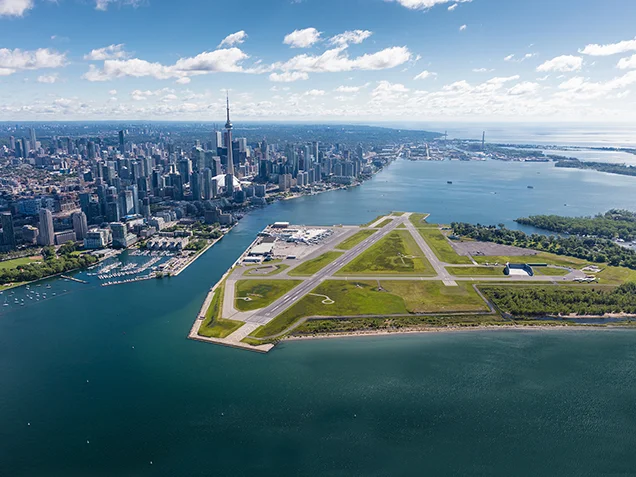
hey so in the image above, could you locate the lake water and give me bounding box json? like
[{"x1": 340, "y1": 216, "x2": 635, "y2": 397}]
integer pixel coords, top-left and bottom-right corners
[{"x1": 2, "y1": 159, "x2": 636, "y2": 475}]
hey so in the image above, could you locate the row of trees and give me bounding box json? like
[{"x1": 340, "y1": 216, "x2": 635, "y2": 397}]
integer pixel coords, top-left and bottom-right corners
[
  {"x1": 451, "y1": 222, "x2": 636, "y2": 269},
  {"x1": 481, "y1": 283, "x2": 636, "y2": 317},
  {"x1": 555, "y1": 159, "x2": 636, "y2": 177},
  {"x1": 516, "y1": 210, "x2": 636, "y2": 241},
  {"x1": 0, "y1": 253, "x2": 98, "y2": 285}
]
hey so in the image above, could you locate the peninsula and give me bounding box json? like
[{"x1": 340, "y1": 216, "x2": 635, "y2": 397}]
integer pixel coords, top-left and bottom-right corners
[{"x1": 189, "y1": 212, "x2": 636, "y2": 353}]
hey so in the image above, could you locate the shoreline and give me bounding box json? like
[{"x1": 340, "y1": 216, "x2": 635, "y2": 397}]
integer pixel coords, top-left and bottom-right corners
[{"x1": 284, "y1": 323, "x2": 636, "y2": 342}]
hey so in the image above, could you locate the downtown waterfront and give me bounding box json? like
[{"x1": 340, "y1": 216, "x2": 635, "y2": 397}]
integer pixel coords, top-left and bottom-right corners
[{"x1": 3, "y1": 159, "x2": 636, "y2": 476}]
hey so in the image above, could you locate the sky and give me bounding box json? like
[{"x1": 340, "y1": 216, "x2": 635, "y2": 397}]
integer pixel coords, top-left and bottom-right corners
[{"x1": 1, "y1": 0, "x2": 636, "y2": 122}]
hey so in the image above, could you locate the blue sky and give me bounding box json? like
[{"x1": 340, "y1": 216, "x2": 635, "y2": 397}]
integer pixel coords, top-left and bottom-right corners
[{"x1": 1, "y1": 0, "x2": 636, "y2": 121}]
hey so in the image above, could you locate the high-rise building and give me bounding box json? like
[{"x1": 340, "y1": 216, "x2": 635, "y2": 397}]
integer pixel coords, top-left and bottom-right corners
[
  {"x1": 1, "y1": 212, "x2": 16, "y2": 249},
  {"x1": 118, "y1": 130, "x2": 125, "y2": 153},
  {"x1": 38, "y1": 208, "x2": 54, "y2": 246},
  {"x1": 29, "y1": 127, "x2": 37, "y2": 147},
  {"x1": 72, "y1": 211, "x2": 88, "y2": 241}
]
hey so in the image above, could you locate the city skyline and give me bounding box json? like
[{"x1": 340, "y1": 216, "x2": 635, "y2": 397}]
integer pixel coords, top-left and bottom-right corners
[{"x1": 1, "y1": 0, "x2": 636, "y2": 122}]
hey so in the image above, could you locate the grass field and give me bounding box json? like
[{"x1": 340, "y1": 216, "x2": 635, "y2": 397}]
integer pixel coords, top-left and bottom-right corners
[
  {"x1": 0, "y1": 256, "x2": 42, "y2": 270},
  {"x1": 362, "y1": 215, "x2": 388, "y2": 227},
  {"x1": 392, "y1": 212, "x2": 405, "y2": 216},
  {"x1": 244, "y1": 264, "x2": 289, "y2": 276},
  {"x1": 532, "y1": 267, "x2": 572, "y2": 276},
  {"x1": 336, "y1": 229, "x2": 376, "y2": 250},
  {"x1": 593, "y1": 266, "x2": 636, "y2": 285},
  {"x1": 447, "y1": 266, "x2": 505, "y2": 276},
  {"x1": 473, "y1": 252, "x2": 589, "y2": 268},
  {"x1": 198, "y1": 282, "x2": 244, "y2": 338},
  {"x1": 288, "y1": 251, "x2": 343, "y2": 276},
  {"x1": 381, "y1": 281, "x2": 489, "y2": 313},
  {"x1": 250, "y1": 278, "x2": 489, "y2": 338},
  {"x1": 234, "y1": 279, "x2": 302, "y2": 311},
  {"x1": 374, "y1": 219, "x2": 393, "y2": 228},
  {"x1": 408, "y1": 213, "x2": 429, "y2": 228},
  {"x1": 338, "y1": 230, "x2": 435, "y2": 276},
  {"x1": 417, "y1": 228, "x2": 473, "y2": 264},
  {"x1": 250, "y1": 280, "x2": 408, "y2": 338}
]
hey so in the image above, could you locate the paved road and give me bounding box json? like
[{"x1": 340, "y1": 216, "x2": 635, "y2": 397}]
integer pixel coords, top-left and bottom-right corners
[
  {"x1": 244, "y1": 216, "x2": 404, "y2": 325},
  {"x1": 402, "y1": 213, "x2": 456, "y2": 285}
]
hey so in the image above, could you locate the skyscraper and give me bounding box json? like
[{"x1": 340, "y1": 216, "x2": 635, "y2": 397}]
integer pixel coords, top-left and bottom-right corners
[
  {"x1": 72, "y1": 211, "x2": 88, "y2": 241},
  {"x1": 118, "y1": 130, "x2": 125, "y2": 153},
  {"x1": 1, "y1": 212, "x2": 16, "y2": 249},
  {"x1": 225, "y1": 94, "x2": 234, "y2": 177},
  {"x1": 38, "y1": 208, "x2": 54, "y2": 246},
  {"x1": 29, "y1": 127, "x2": 37, "y2": 147}
]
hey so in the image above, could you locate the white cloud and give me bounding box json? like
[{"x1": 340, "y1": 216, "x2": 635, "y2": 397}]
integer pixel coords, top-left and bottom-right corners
[
  {"x1": 504, "y1": 54, "x2": 515, "y2": 61},
  {"x1": 371, "y1": 81, "x2": 410, "y2": 102},
  {"x1": 108, "y1": 89, "x2": 117, "y2": 95},
  {"x1": 283, "y1": 28, "x2": 321, "y2": 48},
  {"x1": 448, "y1": 3, "x2": 457, "y2": 11},
  {"x1": 537, "y1": 55, "x2": 583, "y2": 72},
  {"x1": 335, "y1": 85, "x2": 361, "y2": 93},
  {"x1": 580, "y1": 38, "x2": 636, "y2": 56},
  {"x1": 304, "y1": 89, "x2": 325, "y2": 96},
  {"x1": 473, "y1": 67, "x2": 494, "y2": 72},
  {"x1": 507, "y1": 81, "x2": 540, "y2": 95},
  {"x1": 269, "y1": 71, "x2": 309, "y2": 82},
  {"x1": 219, "y1": 31, "x2": 248, "y2": 48},
  {"x1": 459, "y1": 24, "x2": 467, "y2": 31},
  {"x1": 273, "y1": 46, "x2": 412, "y2": 73},
  {"x1": 556, "y1": 71, "x2": 636, "y2": 99},
  {"x1": 414, "y1": 70, "x2": 437, "y2": 80},
  {"x1": 0, "y1": 0, "x2": 33, "y2": 17},
  {"x1": 130, "y1": 87, "x2": 175, "y2": 101},
  {"x1": 0, "y1": 48, "x2": 66, "y2": 75},
  {"x1": 94, "y1": 0, "x2": 144, "y2": 11},
  {"x1": 392, "y1": 0, "x2": 471, "y2": 10},
  {"x1": 84, "y1": 44, "x2": 130, "y2": 61},
  {"x1": 83, "y1": 48, "x2": 249, "y2": 81},
  {"x1": 175, "y1": 77, "x2": 191, "y2": 84},
  {"x1": 330, "y1": 30, "x2": 373, "y2": 46},
  {"x1": 617, "y1": 54, "x2": 636, "y2": 70},
  {"x1": 37, "y1": 73, "x2": 59, "y2": 83}
]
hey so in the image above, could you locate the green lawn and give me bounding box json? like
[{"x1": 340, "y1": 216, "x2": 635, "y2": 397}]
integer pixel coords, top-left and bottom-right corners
[
  {"x1": 198, "y1": 282, "x2": 244, "y2": 338},
  {"x1": 447, "y1": 266, "x2": 505, "y2": 276},
  {"x1": 338, "y1": 230, "x2": 435, "y2": 276},
  {"x1": 593, "y1": 266, "x2": 636, "y2": 285},
  {"x1": 244, "y1": 264, "x2": 289, "y2": 276},
  {"x1": 417, "y1": 228, "x2": 473, "y2": 264},
  {"x1": 249, "y1": 279, "x2": 489, "y2": 338},
  {"x1": 392, "y1": 211, "x2": 405, "y2": 216},
  {"x1": 374, "y1": 219, "x2": 393, "y2": 228},
  {"x1": 380, "y1": 281, "x2": 489, "y2": 313},
  {"x1": 397, "y1": 223, "x2": 406, "y2": 229},
  {"x1": 408, "y1": 213, "x2": 429, "y2": 228},
  {"x1": 234, "y1": 279, "x2": 302, "y2": 311},
  {"x1": 250, "y1": 280, "x2": 408, "y2": 338},
  {"x1": 0, "y1": 256, "x2": 42, "y2": 270},
  {"x1": 288, "y1": 252, "x2": 343, "y2": 276},
  {"x1": 336, "y1": 229, "x2": 376, "y2": 250}
]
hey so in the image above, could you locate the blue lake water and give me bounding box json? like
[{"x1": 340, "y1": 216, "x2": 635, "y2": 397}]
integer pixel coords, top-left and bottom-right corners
[{"x1": 2, "y1": 159, "x2": 636, "y2": 475}]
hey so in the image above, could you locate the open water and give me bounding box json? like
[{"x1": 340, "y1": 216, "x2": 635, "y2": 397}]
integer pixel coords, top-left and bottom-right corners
[{"x1": 2, "y1": 159, "x2": 636, "y2": 476}]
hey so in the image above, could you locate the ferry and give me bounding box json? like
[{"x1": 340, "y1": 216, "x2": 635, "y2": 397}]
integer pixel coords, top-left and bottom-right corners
[
  {"x1": 447, "y1": 181, "x2": 453, "y2": 184},
  {"x1": 527, "y1": 185, "x2": 534, "y2": 189}
]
